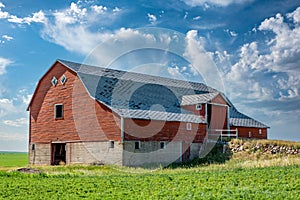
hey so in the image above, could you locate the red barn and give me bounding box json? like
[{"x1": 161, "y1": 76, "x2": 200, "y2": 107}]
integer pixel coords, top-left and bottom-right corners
[{"x1": 27, "y1": 60, "x2": 269, "y2": 166}]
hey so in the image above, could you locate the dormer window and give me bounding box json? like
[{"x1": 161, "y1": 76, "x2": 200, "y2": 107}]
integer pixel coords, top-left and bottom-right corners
[
  {"x1": 196, "y1": 103, "x2": 202, "y2": 110},
  {"x1": 60, "y1": 74, "x2": 67, "y2": 85},
  {"x1": 51, "y1": 76, "x2": 58, "y2": 86}
]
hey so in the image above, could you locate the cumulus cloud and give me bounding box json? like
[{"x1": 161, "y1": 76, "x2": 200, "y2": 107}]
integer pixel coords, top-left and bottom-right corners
[
  {"x1": 225, "y1": 7, "x2": 300, "y2": 102},
  {"x1": 0, "y1": 98, "x2": 16, "y2": 117},
  {"x1": 3, "y1": 117, "x2": 28, "y2": 127},
  {"x1": 0, "y1": 2, "x2": 9, "y2": 19},
  {"x1": 40, "y1": 1, "x2": 123, "y2": 54},
  {"x1": 0, "y1": 57, "x2": 12, "y2": 75},
  {"x1": 2, "y1": 34, "x2": 13, "y2": 41},
  {"x1": 147, "y1": 13, "x2": 157, "y2": 24},
  {"x1": 167, "y1": 65, "x2": 187, "y2": 78},
  {"x1": 183, "y1": 30, "x2": 224, "y2": 91},
  {"x1": 8, "y1": 10, "x2": 47, "y2": 24},
  {"x1": 182, "y1": 0, "x2": 253, "y2": 7}
]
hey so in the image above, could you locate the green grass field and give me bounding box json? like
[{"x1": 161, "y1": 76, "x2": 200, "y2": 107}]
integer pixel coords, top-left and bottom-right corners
[
  {"x1": 0, "y1": 143, "x2": 299, "y2": 199},
  {"x1": 0, "y1": 152, "x2": 28, "y2": 167}
]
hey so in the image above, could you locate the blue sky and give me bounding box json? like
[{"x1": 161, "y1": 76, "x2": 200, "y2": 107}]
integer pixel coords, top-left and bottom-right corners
[{"x1": 0, "y1": 0, "x2": 300, "y2": 151}]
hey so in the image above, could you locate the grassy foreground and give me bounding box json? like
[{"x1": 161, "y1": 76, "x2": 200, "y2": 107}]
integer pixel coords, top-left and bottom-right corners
[
  {"x1": 0, "y1": 165, "x2": 300, "y2": 199},
  {"x1": 0, "y1": 141, "x2": 299, "y2": 199}
]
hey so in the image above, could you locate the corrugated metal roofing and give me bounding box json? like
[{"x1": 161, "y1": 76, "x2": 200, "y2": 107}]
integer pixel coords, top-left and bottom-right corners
[
  {"x1": 181, "y1": 92, "x2": 219, "y2": 105},
  {"x1": 229, "y1": 107, "x2": 269, "y2": 128},
  {"x1": 58, "y1": 59, "x2": 268, "y2": 127}
]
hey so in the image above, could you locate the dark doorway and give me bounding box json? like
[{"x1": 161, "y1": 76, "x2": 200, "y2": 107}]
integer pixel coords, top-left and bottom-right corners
[
  {"x1": 51, "y1": 143, "x2": 66, "y2": 165},
  {"x1": 207, "y1": 104, "x2": 212, "y2": 128}
]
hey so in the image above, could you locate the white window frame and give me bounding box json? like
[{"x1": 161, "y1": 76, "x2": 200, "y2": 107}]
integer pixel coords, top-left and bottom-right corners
[
  {"x1": 160, "y1": 141, "x2": 166, "y2": 149},
  {"x1": 51, "y1": 76, "x2": 58, "y2": 86},
  {"x1": 134, "y1": 141, "x2": 141, "y2": 150},
  {"x1": 248, "y1": 131, "x2": 252, "y2": 138},
  {"x1": 186, "y1": 122, "x2": 192, "y2": 130},
  {"x1": 259, "y1": 129, "x2": 262, "y2": 135},
  {"x1": 196, "y1": 103, "x2": 202, "y2": 110},
  {"x1": 60, "y1": 74, "x2": 67, "y2": 85},
  {"x1": 54, "y1": 104, "x2": 64, "y2": 119}
]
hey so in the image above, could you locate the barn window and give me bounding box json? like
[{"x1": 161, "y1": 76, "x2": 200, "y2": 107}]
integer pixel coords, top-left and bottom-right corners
[
  {"x1": 186, "y1": 123, "x2": 192, "y2": 130},
  {"x1": 160, "y1": 141, "x2": 166, "y2": 149},
  {"x1": 109, "y1": 140, "x2": 114, "y2": 148},
  {"x1": 248, "y1": 131, "x2": 252, "y2": 138},
  {"x1": 259, "y1": 129, "x2": 262, "y2": 134},
  {"x1": 54, "y1": 104, "x2": 63, "y2": 119},
  {"x1": 134, "y1": 141, "x2": 140, "y2": 150},
  {"x1": 60, "y1": 74, "x2": 67, "y2": 85},
  {"x1": 31, "y1": 144, "x2": 35, "y2": 151},
  {"x1": 196, "y1": 103, "x2": 202, "y2": 110},
  {"x1": 51, "y1": 76, "x2": 58, "y2": 86}
]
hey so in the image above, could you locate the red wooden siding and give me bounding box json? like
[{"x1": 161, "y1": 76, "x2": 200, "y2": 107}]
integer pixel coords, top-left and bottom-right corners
[
  {"x1": 181, "y1": 103, "x2": 206, "y2": 117},
  {"x1": 231, "y1": 126, "x2": 267, "y2": 139},
  {"x1": 29, "y1": 62, "x2": 121, "y2": 143},
  {"x1": 123, "y1": 119, "x2": 207, "y2": 143}
]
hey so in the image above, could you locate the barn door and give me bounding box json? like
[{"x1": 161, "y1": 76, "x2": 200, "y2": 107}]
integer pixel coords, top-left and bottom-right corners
[{"x1": 51, "y1": 143, "x2": 66, "y2": 165}]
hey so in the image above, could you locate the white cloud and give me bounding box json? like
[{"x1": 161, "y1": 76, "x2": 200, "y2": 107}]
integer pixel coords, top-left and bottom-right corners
[
  {"x1": 193, "y1": 16, "x2": 201, "y2": 20},
  {"x1": 183, "y1": 30, "x2": 224, "y2": 91},
  {"x1": 2, "y1": 34, "x2": 13, "y2": 41},
  {"x1": 147, "y1": 13, "x2": 157, "y2": 24},
  {"x1": 0, "y1": 2, "x2": 9, "y2": 19},
  {"x1": 0, "y1": 98, "x2": 16, "y2": 117},
  {"x1": 8, "y1": 10, "x2": 47, "y2": 25},
  {"x1": 182, "y1": 0, "x2": 253, "y2": 7},
  {"x1": 21, "y1": 94, "x2": 32, "y2": 105},
  {"x1": 3, "y1": 117, "x2": 28, "y2": 127},
  {"x1": 39, "y1": 2, "x2": 123, "y2": 54},
  {"x1": 224, "y1": 7, "x2": 300, "y2": 102},
  {"x1": 91, "y1": 5, "x2": 107, "y2": 13},
  {"x1": 287, "y1": 7, "x2": 300, "y2": 24},
  {"x1": 167, "y1": 66, "x2": 183, "y2": 77},
  {"x1": 225, "y1": 29, "x2": 238, "y2": 37},
  {"x1": 113, "y1": 7, "x2": 121, "y2": 13},
  {"x1": 0, "y1": 57, "x2": 12, "y2": 75}
]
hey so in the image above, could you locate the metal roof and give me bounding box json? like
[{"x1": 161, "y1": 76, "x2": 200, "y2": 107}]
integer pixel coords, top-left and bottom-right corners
[
  {"x1": 58, "y1": 59, "x2": 269, "y2": 127},
  {"x1": 181, "y1": 92, "x2": 219, "y2": 106},
  {"x1": 229, "y1": 107, "x2": 269, "y2": 128}
]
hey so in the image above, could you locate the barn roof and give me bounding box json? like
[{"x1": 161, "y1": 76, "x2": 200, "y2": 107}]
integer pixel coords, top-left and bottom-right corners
[{"x1": 56, "y1": 59, "x2": 268, "y2": 128}]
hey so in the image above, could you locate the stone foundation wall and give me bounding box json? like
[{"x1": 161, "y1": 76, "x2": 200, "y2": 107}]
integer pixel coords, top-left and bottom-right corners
[{"x1": 28, "y1": 143, "x2": 51, "y2": 165}]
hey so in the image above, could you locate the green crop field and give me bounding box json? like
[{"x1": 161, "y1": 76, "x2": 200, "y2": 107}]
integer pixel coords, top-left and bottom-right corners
[
  {"x1": 0, "y1": 165, "x2": 299, "y2": 199},
  {"x1": 0, "y1": 140, "x2": 300, "y2": 200}
]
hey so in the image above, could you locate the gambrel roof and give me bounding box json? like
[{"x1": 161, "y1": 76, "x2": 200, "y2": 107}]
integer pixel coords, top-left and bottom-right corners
[{"x1": 43, "y1": 59, "x2": 268, "y2": 128}]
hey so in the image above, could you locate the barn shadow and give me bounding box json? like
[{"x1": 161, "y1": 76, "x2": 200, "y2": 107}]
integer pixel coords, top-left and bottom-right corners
[{"x1": 166, "y1": 142, "x2": 233, "y2": 169}]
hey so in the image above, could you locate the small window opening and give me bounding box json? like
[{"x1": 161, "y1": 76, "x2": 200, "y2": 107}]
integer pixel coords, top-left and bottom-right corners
[
  {"x1": 51, "y1": 76, "x2": 58, "y2": 86},
  {"x1": 54, "y1": 104, "x2": 63, "y2": 119},
  {"x1": 109, "y1": 140, "x2": 114, "y2": 148},
  {"x1": 186, "y1": 123, "x2": 192, "y2": 130},
  {"x1": 160, "y1": 141, "x2": 166, "y2": 149},
  {"x1": 259, "y1": 129, "x2": 262, "y2": 135},
  {"x1": 134, "y1": 141, "x2": 140, "y2": 150},
  {"x1": 248, "y1": 131, "x2": 252, "y2": 138},
  {"x1": 196, "y1": 103, "x2": 202, "y2": 110},
  {"x1": 31, "y1": 144, "x2": 35, "y2": 151},
  {"x1": 60, "y1": 74, "x2": 67, "y2": 85}
]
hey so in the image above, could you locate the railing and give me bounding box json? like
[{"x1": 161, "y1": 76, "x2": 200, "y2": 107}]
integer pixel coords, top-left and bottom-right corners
[{"x1": 208, "y1": 128, "x2": 238, "y2": 142}]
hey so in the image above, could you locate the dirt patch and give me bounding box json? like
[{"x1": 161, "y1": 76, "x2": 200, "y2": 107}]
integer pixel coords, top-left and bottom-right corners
[{"x1": 17, "y1": 168, "x2": 42, "y2": 174}]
